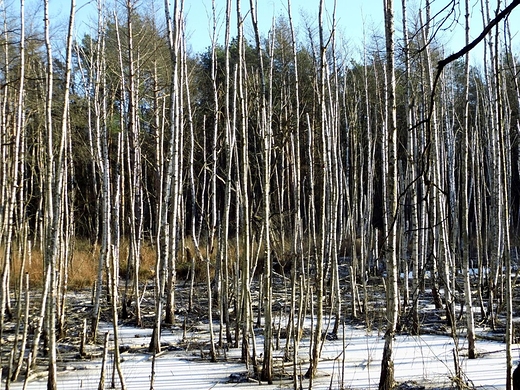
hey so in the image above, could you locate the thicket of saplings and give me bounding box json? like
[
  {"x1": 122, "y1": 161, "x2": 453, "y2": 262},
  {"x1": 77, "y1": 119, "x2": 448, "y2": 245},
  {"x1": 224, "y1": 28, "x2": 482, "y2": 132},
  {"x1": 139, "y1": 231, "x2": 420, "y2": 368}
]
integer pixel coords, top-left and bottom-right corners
[{"x1": 6, "y1": 232, "x2": 511, "y2": 339}]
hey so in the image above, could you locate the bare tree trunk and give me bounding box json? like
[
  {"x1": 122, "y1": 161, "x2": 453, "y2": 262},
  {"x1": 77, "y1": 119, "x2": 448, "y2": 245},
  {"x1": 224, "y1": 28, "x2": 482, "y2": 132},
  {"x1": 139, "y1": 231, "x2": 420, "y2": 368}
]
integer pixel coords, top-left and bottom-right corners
[
  {"x1": 249, "y1": 0, "x2": 273, "y2": 381},
  {"x1": 98, "y1": 332, "x2": 109, "y2": 390},
  {"x1": 125, "y1": 0, "x2": 143, "y2": 327},
  {"x1": 305, "y1": 0, "x2": 331, "y2": 380},
  {"x1": 379, "y1": 0, "x2": 399, "y2": 388},
  {"x1": 163, "y1": 0, "x2": 184, "y2": 327},
  {"x1": 12, "y1": 268, "x2": 29, "y2": 379},
  {"x1": 42, "y1": 0, "x2": 75, "y2": 386},
  {"x1": 0, "y1": 0, "x2": 13, "y2": 334},
  {"x1": 0, "y1": 0, "x2": 25, "y2": 350},
  {"x1": 401, "y1": 0, "x2": 421, "y2": 335},
  {"x1": 150, "y1": 0, "x2": 182, "y2": 352},
  {"x1": 235, "y1": 0, "x2": 255, "y2": 369},
  {"x1": 209, "y1": 0, "x2": 220, "y2": 310},
  {"x1": 220, "y1": 0, "x2": 234, "y2": 347},
  {"x1": 91, "y1": 0, "x2": 108, "y2": 340},
  {"x1": 461, "y1": 0, "x2": 476, "y2": 359},
  {"x1": 284, "y1": 5, "x2": 305, "y2": 386},
  {"x1": 506, "y1": 20, "x2": 520, "y2": 389}
]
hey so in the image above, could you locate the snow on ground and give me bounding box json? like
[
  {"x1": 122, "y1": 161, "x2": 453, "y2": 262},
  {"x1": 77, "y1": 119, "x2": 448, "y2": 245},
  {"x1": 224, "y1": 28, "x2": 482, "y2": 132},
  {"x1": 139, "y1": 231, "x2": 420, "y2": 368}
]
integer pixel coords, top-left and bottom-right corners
[{"x1": 6, "y1": 321, "x2": 516, "y2": 389}]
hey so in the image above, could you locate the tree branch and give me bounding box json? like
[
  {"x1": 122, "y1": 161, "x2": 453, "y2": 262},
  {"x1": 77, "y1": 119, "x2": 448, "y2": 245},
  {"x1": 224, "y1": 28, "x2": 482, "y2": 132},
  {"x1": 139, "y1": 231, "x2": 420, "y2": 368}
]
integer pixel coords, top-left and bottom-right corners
[
  {"x1": 428, "y1": 0, "x2": 520, "y2": 138},
  {"x1": 437, "y1": 0, "x2": 520, "y2": 70}
]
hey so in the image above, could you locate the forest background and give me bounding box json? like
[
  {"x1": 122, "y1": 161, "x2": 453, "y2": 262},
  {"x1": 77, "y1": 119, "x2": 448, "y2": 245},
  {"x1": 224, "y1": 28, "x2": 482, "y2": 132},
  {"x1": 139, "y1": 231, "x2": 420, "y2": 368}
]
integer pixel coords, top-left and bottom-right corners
[{"x1": 1, "y1": 0, "x2": 520, "y2": 389}]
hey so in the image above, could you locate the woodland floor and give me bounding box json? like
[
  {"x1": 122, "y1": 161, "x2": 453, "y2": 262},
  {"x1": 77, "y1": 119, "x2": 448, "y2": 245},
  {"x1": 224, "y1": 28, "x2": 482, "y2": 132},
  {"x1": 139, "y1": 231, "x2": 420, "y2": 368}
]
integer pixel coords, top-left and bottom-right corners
[{"x1": 1, "y1": 266, "x2": 519, "y2": 389}]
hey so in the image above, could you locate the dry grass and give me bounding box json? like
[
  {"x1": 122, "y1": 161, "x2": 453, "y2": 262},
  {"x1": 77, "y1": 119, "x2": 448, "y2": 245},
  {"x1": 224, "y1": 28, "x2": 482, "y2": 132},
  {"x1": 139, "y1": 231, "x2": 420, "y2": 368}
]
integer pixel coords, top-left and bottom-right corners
[
  {"x1": 118, "y1": 240, "x2": 156, "y2": 282},
  {"x1": 9, "y1": 239, "x2": 158, "y2": 291},
  {"x1": 8, "y1": 233, "x2": 272, "y2": 291},
  {"x1": 68, "y1": 242, "x2": 99, "y2": 289},
  {"x1": 178, "y1": 236, "x2": 214, "y2": 282}
]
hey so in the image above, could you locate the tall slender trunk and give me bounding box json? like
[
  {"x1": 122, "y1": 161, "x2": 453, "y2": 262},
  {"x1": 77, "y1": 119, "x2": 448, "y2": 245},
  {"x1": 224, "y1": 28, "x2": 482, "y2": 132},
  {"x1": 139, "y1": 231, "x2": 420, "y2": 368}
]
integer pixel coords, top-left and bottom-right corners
[
  {"x1": 379, "y1": 0, "x2": 399, "y2": 388},
  {"x1": 236, "y1": 0, "x2": 255, "y2": 368},
  {"x1": 461, "y1": 0, "x2": 476, "y2": 359},
  {"x1": 249, "y1": 0, "x2": 273, "y2": 381},
  {"x1": 220, "y1": 0, "x2": 234, "y2": 347},
  {"x1": 91, "y1": 0, "x2": 107, "y2": 340},
  {"x1": 506, "y1": 20, "x2": 520, "y2": 389},
  {"x1": 42, "y1": 0, "x2": 75, "y2": 387},
  {"x1": 0, "y1": 0, "x2": 25, "y2": 349},
  {"x1": 285, "y1": 3, "x2": 305, "y2": 386},
  {"x1": 125, "y1": 0, "x2": 143, "y2": 327},
  {"x1": 150, "y1": 0, "x2": 182, "y2": 352}
]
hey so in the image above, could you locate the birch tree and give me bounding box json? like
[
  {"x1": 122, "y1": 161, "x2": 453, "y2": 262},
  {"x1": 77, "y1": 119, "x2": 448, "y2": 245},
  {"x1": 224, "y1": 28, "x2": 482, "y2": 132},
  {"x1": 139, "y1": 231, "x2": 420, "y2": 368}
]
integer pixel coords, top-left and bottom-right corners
[
  {"x1": 150, "y1": 0, "x2": 182, "y2": 353},
  {"x1": 235, "y1": 0, "x2": 256, "y2": 369},
  {"x1": 379, "y1": 0, "x2": 399, "y2": 388},
  {"x1": 91, "y1": 0, "x2": 108, "y2": 340},
  {"x1": 248, "y1": 0, "x2": 273, "y2": 381},
  {"x1": 461, "y1": 0, "x2": 476, "y2": 359},
  {"x1": 0, "y1": 0, "x2": 25, "y2": 346},
  {"x1": 41, "y1": 0, "x2": 76, "y2": 387},
  {"x1": 125, "y1": 0, "x2": 143, "y2": 327}
]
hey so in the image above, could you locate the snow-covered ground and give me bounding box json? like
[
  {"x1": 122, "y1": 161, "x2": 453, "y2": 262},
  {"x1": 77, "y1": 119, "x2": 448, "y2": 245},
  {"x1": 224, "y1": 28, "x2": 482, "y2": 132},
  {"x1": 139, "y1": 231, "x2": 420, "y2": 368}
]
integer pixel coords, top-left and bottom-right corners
[{"x1": 6, "y1": 320, "x2": 515, "y2": 389}]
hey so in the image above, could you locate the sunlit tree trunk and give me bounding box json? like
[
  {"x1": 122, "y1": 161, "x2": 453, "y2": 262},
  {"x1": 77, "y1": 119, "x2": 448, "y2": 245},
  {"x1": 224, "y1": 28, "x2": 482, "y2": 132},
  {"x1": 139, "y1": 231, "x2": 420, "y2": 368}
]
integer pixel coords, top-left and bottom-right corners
[
  {"x1": 379, "y1": 0, "x2": 399, "y2": 388},
  {"x1": 461, "y1": 0, "x2": 476, "y2": 359},
  {"x1": 327, "y1": 12, "x2": 342, "y2": 337},
  {"x1": 219, "y1": 0, "x2": 233, "y2": 347},
  {"x1": 481, "y1": 0, "x2": 501, "y2": 331},
  {"x1": 208, "y1": 0, "x2": 220, "y2": 310},
  {"x1": 284, "y1": 4, "x2": 305, "y2": 386},
  {"x1": 506, "y1": 20, "x2": 520, "y2": 389},
  {"x1": 43, "y1": 1, "x2": 57, "y2": 386},
  {"x1": 235, "y1": 0, "x2": 256, "y2": 369},
  {"x1": 0, "y1": 0, "x2": 12, "y2": 332},
  {"x1": 493, "y1": 16, "x2": 513, "y2": 390},
  {"x1": 42, "y1": 0, "x2": 75, "y2": 387},
  {"x1": 125, "y1": 0, "x2": 143, "y2": 327},
  {"x1": 3, "y1": 0, "x2": 27, "y2": 382},
  {"x1": 0, "y1": 0, "x2": 25, "y2": 346},
  {"x1": 249, "y1": 0, "x2": 273, "y2": 381},
  {"x1": 91, "y1": 0, "x2": 108, "y2": 341},
  {"x1": 502, "y1": 89, "x2": 514, "y2": 390},
  {"x1": 150, "y1": 0, "x2": 182, "y2": 352}
]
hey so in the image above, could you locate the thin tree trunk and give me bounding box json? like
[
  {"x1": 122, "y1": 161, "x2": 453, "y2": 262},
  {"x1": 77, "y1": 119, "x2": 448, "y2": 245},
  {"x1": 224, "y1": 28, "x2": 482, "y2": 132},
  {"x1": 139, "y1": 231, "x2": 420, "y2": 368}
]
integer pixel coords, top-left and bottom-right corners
[
  {"x1": 461, "y1": 0, "x2": 476, "y2": 359},
  {"x1": 379, "y1": 0, "x2": 399, "y2": 388},
  {"x1": 98, "y1": 332, "x2": 109, "y2": 390},
  {"x1": 220, "y1": 0, "x2": 234, "y2": 347},
  {"x1": 42, "y1": 0, "x2": 76, "y2": 385},
  {"x1": 125, "y1": 0, "x2": 143, "y2": 327},
  {"x1": 248, "y1": 0, "x2": 273, "y2": 382},
  {"x1": 0, "y1": 0, "x2": 25, "y2": 352},
  {"x1": 235, "y1": 0, "x2": 254, "y2": 368},
  {"x1": 91, "y1": 0, "x2": 108, "y2": 340}
]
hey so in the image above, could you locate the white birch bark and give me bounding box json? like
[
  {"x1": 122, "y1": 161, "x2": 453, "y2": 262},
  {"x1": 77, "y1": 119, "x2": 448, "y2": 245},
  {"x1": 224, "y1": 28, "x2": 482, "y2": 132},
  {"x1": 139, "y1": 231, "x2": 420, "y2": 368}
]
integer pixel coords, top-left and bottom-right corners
[
  {"x1": 248, "y1": 0, "x2": 273, "y2": 381},
  {"x1": 235, "y1": 0, "x2": 255, "y2": 368},
  {"x1": 461, "y1": 0, "x2": 476, "y2": 359},
  {"x1": 91, "y1": 0, "x2": 108, "y2": 340},
  {"x1": 125, "y1": 0, "x2": 143, "y2": 327},
  {"x1": 379, "y1": 0, "x2": 399, "y2": 388},
  {"x1": 0, "y1": 0, "x2": 25, "y2": 345},
  {"x1": 285, "y1": 4, "x2": 305, "y2": 385},
  {"x1": 42, "y1": 0, "x2": 76, "y2": 386}
]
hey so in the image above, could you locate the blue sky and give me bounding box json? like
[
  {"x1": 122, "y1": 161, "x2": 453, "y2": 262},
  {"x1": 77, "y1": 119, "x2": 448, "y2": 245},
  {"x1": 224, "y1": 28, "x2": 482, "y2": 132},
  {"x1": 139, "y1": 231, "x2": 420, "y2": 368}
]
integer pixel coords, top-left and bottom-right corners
[
  {"x1": 182, "y1": 0, "x2": 386, "y2": 54},
  {"x1": 181, "y1": 0, "x2": 520, "y2": 62},
  {"x1": 43, "y1": 0, "x2": 520, "y2": 63}
]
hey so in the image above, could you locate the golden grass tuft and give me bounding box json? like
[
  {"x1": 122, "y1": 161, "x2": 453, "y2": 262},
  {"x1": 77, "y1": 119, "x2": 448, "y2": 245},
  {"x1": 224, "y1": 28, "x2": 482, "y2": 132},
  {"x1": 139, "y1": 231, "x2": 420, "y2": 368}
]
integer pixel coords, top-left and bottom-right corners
[
  {"x1": 177, "y1": 236, "x2": 213, "y2": 282},
  {"x1": 68, "y1": 243, "x2": 99, "y2": 289},
  {"x1": 8, "y1": 234, "x2": 269, "y2": 291},
  {"x1": 118, "y1": 240, "x2": 156, "y2": 281},
  {"x1": 9, "y1": 239, "x2": 158, "y2": 291}
]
